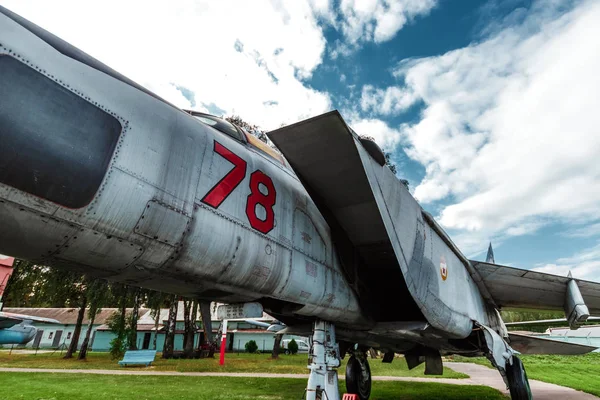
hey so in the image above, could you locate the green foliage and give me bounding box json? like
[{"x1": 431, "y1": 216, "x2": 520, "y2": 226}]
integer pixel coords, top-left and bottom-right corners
[
  {"x1": 3, "y1": 261, "x2": 52, "y2": 307},
  {"x1": 108, "y1": 336, "x2": 127, "y2": 360},
  {"x1": 287, "y1": 339, "x2": 299, "y2": 355},
  {"x1": 245, "y1": 340, "x2": 259, "y2": 353},
  {"x1": 384, "y1": 152, "x2": 398, "y2": 175},
  {"x1": 225, "y1": 115, "x2": 268, "y2": 143},
  {"x1": 106, "y1": 310, "x2": 132, "y2": 360},
  {"x1": 501, "y1": 308, "x2": 566, "y2": 332}
]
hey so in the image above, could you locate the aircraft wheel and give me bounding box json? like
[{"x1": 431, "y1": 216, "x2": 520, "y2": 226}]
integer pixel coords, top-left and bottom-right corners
[
  {"x1": 345, "y1": 355, "x2": 372, "y2": 400},
  {"x1": 506, "y1": 356, "x2": 532, "y2": 400}
]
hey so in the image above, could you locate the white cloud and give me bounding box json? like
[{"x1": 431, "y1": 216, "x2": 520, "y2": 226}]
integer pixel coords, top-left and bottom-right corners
[
  {"x1": 564, "y1": 222, "x2": 600, "y2": 238},
  {"x1": 348, "y1": 118, "x2": 402, "y2": 150},
  {"x1": 533, "y1": 242, "x2": 600, "y2": 281},
  {"x1": 384, "y1": 0, "x2": 600, "y2": 250},
  {"x1": 2, "y1": 0, "x2": 332, "y2": 130},
  {"x1": 338, "y1": 0, "x2": 437, "y2": 43},
  {"x1": 360, "y1": 84, "x2": 417, "y2": 115}
]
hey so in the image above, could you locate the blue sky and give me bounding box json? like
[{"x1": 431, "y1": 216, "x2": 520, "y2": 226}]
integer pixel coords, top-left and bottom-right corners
[{"x1": 5, "y1": 0, "x2": 600, "y2": 279}]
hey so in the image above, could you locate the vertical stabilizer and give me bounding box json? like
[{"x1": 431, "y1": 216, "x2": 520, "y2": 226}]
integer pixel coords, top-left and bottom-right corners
[{"x1": 486, "y1": 243, "x2": 495, "y2": 264}]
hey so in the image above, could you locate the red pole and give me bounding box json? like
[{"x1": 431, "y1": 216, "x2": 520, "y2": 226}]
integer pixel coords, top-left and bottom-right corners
[{"x1": 219, "y1": 320, "x2": 228, "y2": 366}]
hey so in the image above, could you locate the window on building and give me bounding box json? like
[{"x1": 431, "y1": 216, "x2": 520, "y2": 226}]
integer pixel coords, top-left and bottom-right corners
[
  {"x1": 48, "y1": 332, "x2": 54, "y2": 340},
  {"x1": 67, "y1": 332, "x2": 72, "y2": 340}
]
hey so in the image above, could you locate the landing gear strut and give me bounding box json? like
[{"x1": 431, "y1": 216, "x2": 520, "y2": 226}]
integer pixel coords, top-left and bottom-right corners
[
  {"x1": 345, "y1": 350, "x2": 372, "y2": 400},
  {"x1": 306, "y1": 320, "x2": 341, "y2": 400},
  {"x1": 506, "y1": 356, "x2": 532, "y2": 400}
]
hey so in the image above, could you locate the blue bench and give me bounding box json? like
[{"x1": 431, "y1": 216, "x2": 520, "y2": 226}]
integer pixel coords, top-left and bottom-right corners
[{"x1": 118, "y1": 350, "x2": 157, "y2": 367}]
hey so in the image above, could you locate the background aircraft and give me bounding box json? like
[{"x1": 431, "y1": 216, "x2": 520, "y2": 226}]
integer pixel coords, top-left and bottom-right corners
[
  {"x1": 0, "y1": 255, "x2": 60, "y2": 345},
  {"x1": 1, "y1": 6, "x2": 599, "y2": 400},
  {"x1": 0, "y1": 312, "x2": 60, "y2": 345}
]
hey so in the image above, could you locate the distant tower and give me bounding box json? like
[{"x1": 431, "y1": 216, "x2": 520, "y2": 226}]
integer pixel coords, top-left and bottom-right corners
[{"x1": 486, "y1": 242, "x2": 495, "y2": 264}]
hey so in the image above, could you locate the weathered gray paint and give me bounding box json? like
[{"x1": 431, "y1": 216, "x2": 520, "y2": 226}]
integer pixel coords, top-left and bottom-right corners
[{"x1": 0, "y1": 7, "x2": 598, "y2": 392}]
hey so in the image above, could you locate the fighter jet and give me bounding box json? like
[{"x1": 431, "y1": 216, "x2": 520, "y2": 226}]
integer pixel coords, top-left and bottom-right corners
[{"x1": 1, "y1": 6, "x2": 599, "y2": 400}]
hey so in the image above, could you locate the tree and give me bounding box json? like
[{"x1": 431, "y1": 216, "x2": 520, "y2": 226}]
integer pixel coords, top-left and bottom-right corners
[
  {"x1": 245, "y1": 340, "x2": 258, "y2": 353},
  {"x1": 384, "y1": 152, "x2": 398, "y2": 175},
  {"x1": 162, "y1": 295, "x2": 178, "y2": 359},
  {"x1": 128, "y1": 288, "x2": 143, "y2": 350},
  {"x1": 225, "y1": 115, "x2": 268, "y2": 143},
  {"x1": 271, "y1": 334, "x2": 283, "y2": 359},
  {"x1": 3, "y1": 261, "x2": 49, "y2": 307},
  {"x1": 63, "y1": 292, "x2": 87, "y2": 359},
  {"x1": 287, "y1": 339, "x2": 299, "y2": 355},
  {"x1": 4, "y1": 262, "x2": 88, "y2": 358},
  {"x1": 182, "y1": 299, "x2": 197, "y2": 358},
  {"x1": 78, "y1": 279, "x2": 109, "y2": 360},
  {"x1": 147, "y1": 291, "x2": 169, "y2": 350},
  {"x1": 198, "y1": 301, "x2": 214, "y2": 357},
  {"x1": 107, "y1": 283, "x2": 132, "y2": 359}
]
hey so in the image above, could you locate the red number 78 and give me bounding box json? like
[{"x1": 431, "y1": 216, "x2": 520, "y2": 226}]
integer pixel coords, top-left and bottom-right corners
[{"x1": 201, "y1": 141, "x2": 276, "y2": 234}]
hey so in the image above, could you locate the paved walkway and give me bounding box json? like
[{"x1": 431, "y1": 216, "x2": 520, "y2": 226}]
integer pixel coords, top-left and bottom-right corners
[
  {"x1": 447, "y1": 362, "x2": 598, "y2": 399},
  {"x1": 0, "y1": 362, "x2": 596, "y2": 399}
]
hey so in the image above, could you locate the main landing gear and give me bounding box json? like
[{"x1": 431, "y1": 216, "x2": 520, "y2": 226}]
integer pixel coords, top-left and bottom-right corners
[
  {"x1": 506, "y1": 356, "x2": 532, "y2": 400},
  {"x1": 305, "y1": 320, "x2": 373, "y2": 400},
  {"x1": 345, "y1": 350, "x2": 372, "y2": 400},
  {"x1": 306, "y1": 320, "x2": 341, "y2": 400}
]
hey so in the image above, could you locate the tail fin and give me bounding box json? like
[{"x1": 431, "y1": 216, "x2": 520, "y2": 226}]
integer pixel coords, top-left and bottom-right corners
[{"x1": 486, "y1": 242, "x2": 495, "y2": 264}]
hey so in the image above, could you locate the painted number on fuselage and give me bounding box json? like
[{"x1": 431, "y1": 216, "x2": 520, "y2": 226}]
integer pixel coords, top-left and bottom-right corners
[{"x1": 202, "y1": 141, "x2": 277, "y2": 234}]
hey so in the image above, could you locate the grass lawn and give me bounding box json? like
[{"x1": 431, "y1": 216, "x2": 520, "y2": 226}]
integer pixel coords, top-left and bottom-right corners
[
  {"x1": 0, "y1": 351, "x2": 467, "y2": 378},
  {"x1": 450, "y1": 353, "x2": 600, "y2": 397},
  {"x1": 0, "y1": 373, "x2": 504, "y2": 400}
]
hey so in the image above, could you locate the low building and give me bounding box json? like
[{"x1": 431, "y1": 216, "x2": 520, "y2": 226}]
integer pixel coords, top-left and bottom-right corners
[
  {"x1": 2, "y1": 304, "x2": 308, "y2": 353},
  {"x1": 1, "y1": 307, "x2": 145, "y2": 350}
]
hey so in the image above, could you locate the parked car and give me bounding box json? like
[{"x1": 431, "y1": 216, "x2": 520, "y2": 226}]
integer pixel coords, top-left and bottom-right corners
[{"x1": 281, "y1": 339, "x2": 310, "y2": 354}]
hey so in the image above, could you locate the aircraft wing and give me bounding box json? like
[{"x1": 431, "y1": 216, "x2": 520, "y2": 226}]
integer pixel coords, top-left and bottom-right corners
[
  {"x1": 469, "y1": 261, "x2": 600, "y2": 313},
  {"x1": 508, "y1": 332, "x2": 597, "y2": 355},
  {"x1": 0, "y1": 311, "x2": 60, "y2": 328},
  {"x1": 505, "y1": 317, "x2": 600, "y2": 327}
]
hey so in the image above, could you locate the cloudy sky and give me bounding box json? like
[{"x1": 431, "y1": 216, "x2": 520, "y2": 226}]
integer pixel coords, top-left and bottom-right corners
[{"x1": 4, "y1": 0, "x2": 600, "y2": 279}]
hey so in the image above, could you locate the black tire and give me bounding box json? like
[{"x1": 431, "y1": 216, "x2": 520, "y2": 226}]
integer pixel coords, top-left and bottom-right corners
[
  {"x1": 345, "y1": 355, "x2": 371, "y2": 400},
  {"x1": 506, "y1": 356, "x2": 532, "y2": 400},
  {"x1": 284, "y1": 349, "x2": 290, "y2": 355}
]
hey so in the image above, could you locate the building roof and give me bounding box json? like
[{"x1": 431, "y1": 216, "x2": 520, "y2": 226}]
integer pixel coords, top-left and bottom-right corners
[
  {"x1": 136, "y1": 302, "x2": 276, "y2": 324},
  {"x1": 3, "y1": 307, "x2": 148, "y2": 325}
]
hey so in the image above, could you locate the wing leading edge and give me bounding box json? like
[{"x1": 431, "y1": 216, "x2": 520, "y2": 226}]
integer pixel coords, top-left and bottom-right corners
[{"x1": 470, "y1": 261, "x2": 600, "y2": 314}]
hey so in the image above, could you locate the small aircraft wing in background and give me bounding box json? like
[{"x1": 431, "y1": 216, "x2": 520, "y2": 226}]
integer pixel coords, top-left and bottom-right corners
[
  {"x1": 0, "y1": 311, "x2": 60, "y2": 328},
  {"x1": 242, "y1": 319, "x2": 286, "y2": 332},
  {"x1": 507, "y1": 332, "x2": 597, "y2": 355}
]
